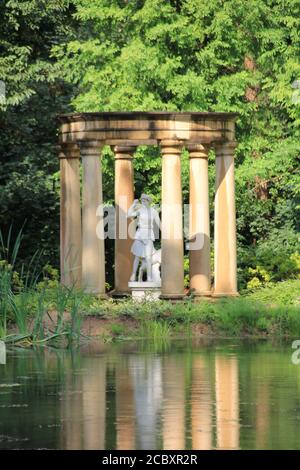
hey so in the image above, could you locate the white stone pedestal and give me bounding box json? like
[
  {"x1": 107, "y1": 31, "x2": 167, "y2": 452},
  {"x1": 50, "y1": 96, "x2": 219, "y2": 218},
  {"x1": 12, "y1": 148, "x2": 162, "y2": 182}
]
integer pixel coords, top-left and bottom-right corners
[{"x1": 128, "y1": 281, "x2": 161, "y2": 302}]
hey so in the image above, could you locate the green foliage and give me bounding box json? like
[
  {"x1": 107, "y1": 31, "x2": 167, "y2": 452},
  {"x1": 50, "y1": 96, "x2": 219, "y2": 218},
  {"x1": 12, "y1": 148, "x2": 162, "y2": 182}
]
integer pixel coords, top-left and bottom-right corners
[
  {"x1": 244, "y1": 279, "x2": 300, "y2": 306},
  {"x1": 246, "y1": 266, "x2": 271, "y2": 290},
  {"x1": 37, "y1": 264, "x2": 60, "y2": 290},
  {"x1": 0, "y1": 259, "x2": 23, "y2": 292},
  {"x1": 54, "y1": 0, "x2": 300, "y2": 124},
  {"x1": 0, "y1": 0, "x2": 74, "y2": 109},
  {"x1": 184, "y1": 256, "x2": 189, "y2": 289},
  {"x1": 238, "y1": 227, "x2": 300, "y2": 289},
  {"x1": 0, "y1": 0, "x2": 76, "y2": 270}
]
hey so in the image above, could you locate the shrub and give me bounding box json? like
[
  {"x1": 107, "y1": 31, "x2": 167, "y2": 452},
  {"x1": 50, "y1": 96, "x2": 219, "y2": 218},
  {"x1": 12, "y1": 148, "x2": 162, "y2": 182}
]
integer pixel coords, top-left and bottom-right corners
[{"x1": 238, "y1": 227, "x2": 300, "y2": 290}]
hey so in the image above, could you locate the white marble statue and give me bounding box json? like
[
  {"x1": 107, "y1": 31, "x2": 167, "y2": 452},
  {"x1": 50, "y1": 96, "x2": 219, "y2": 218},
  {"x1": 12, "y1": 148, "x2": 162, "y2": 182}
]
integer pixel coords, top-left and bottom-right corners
[
  {"x1": 138, "y1": 248, "x2": 161, "y2": 283},
  {"x1": 127, "y1": 194, "x2": 160, "y2": 282}
]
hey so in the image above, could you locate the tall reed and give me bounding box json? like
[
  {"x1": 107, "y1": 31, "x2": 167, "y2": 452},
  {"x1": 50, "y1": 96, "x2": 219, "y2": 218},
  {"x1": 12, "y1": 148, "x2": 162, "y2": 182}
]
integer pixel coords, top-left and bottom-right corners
[
  {"x1": 68, "y1": 292, "x2": 83, "y2": 346},
  {"x1": 0, "y1": 226, "x2": 43, "y2": 342},
  {"x1": 140, "y1": 320, "x2": 171, "y2": 340},
  {"x1": 0, "y1": 270, "x2": 10, "y2": 338},
  {"x1": 55, "y1": 285, "x2": 72, "y2": 334}
]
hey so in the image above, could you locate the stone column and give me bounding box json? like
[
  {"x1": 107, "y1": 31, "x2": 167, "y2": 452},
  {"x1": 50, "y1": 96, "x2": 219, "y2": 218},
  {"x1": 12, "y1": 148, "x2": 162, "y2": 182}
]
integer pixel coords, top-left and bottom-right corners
[
  {"x1": 59, "y1": 143, "x2": 82, "y2": 288},
  {"x1": 188, "y1": 144, "x2": 211, "y2": 297},
  {"x1": 213, "y1": 141, "x2": 238, "y2": 296},
  {"x1": 113, "y1": 146, "x2": 135, "y2": 296},
  {"x1": 80, "y1": 141, "x2": 106, "y2": 295},
  {"x1": 160, "y1": 140, "x2": 185, "y2": 299}
]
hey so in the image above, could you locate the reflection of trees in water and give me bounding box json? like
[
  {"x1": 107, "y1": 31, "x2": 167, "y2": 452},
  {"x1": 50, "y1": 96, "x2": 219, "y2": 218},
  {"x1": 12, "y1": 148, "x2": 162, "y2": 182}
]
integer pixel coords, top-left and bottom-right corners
[
  {"x1": 241, "y1": 349, "x2": 300, "y2": 450},
  {"x1": 0, "y1": 348, "x2": 70, "y2": 449},
  {"x1": 255, "y1": 383, "x2": 269, "y2": 449}
]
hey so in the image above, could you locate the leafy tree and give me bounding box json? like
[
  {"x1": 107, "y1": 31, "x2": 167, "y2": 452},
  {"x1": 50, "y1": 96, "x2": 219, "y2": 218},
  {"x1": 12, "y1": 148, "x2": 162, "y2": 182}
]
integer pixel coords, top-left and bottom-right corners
[{"x1": 0, "y1": 0, "x2": 76, "y2": 267}]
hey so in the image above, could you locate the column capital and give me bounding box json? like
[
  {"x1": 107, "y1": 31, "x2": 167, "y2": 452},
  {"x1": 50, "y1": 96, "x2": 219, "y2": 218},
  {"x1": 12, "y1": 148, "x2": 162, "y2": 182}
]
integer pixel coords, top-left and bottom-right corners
[
  {"x1": 187, "y1": 143, "x2": 210, "y2": 158},
  {"x1": 160, "y1": 140, "x2": 184, "y2": 155},
  {"x1": 79, "y1": 140, "x2": 104, "y2": 157},
  {"x1": 58, "y1": 142, "x2": 80, "y2": 159},
  {"x1": 213, "y1": 141, "x2": 237, "y2": 157},
  {"x1": 112, "y1": 145, "x2": 136, "y2": 159}
]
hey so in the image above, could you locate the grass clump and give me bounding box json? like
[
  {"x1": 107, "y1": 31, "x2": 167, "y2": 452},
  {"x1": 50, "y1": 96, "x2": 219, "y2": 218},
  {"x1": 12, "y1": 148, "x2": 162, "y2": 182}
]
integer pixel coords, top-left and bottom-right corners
[
  {"x1": 140, "y1": 320, "x2": 171, "y2": 340},
  {"x1": 0, "y1": 227, "x2": 85, "y2": 347}
]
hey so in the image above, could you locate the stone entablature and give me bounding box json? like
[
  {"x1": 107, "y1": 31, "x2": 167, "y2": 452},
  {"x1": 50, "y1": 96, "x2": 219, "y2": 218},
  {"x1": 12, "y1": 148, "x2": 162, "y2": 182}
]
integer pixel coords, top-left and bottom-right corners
[{"x1": 58, "y1": 111, "x2": 236, "y2": 145}]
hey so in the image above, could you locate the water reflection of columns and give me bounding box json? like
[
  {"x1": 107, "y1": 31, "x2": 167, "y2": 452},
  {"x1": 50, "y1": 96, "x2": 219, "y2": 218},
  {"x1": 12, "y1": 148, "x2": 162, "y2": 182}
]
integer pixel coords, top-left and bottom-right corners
[
  {"x1": 61, "y1": 357, "x2": 106, "y2": 450},
  {"x1": 62, "y1": 379, "x2": 83, "y2": 449},
  {"x1": 191, "y1": 357, "x2": 212, "y2": 450},
  {"x1": 163, "y1": 357, "x2": 185, "y2": 450},
  {"x1": 130, "y1": 356, "x2": 162, "y2": 449},
  {"x1": 116, "y1": 361, "x2": 136, "y2": 450},
  {"x1": 82, "y1": 359, "x2": 106, "y2": 449},
  {"x1": 215, "y1": 355, "x2": 239, "y2": 450}
]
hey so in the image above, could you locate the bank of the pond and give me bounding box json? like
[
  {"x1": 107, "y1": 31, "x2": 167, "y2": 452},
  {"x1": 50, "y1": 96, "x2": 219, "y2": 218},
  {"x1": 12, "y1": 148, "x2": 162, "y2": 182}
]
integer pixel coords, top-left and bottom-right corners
[
  {"x1": 83, "y1": 281, "x2": 300, "y2": 340},
  {"x1": 1, "y1": 279, "x2": 299, "y2": 344}
]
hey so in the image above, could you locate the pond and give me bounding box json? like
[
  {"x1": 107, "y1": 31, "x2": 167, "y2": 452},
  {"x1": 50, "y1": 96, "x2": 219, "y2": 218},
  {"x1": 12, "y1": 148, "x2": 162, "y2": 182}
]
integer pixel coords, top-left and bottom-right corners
[{"x1": 1, "y1": 338, "x2": 300, "y2": 450}]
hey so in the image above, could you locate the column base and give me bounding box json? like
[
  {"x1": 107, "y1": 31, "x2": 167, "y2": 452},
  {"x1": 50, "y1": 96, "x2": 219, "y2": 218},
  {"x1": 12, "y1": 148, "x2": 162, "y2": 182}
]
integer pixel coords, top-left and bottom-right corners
[
  {"x1": 189, "y1": 289, "x2": 212, "y2": 298},
  {"x1": 211, "y1": 291, "x2": 239, "y2": 298}
]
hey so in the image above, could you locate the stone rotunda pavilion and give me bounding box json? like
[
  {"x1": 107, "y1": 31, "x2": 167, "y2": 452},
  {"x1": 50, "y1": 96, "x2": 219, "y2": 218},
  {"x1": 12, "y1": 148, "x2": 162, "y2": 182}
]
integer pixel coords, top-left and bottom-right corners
[{"x1": 57, "y1": 111, "x2": 238, "y2": 299}]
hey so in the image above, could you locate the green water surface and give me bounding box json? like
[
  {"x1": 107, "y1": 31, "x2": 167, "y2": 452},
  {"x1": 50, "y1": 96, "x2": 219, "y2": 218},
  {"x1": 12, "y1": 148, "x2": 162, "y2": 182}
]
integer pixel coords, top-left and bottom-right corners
[{"x1": 1, "y1": 338, "x2": 300, "y2": 450}]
